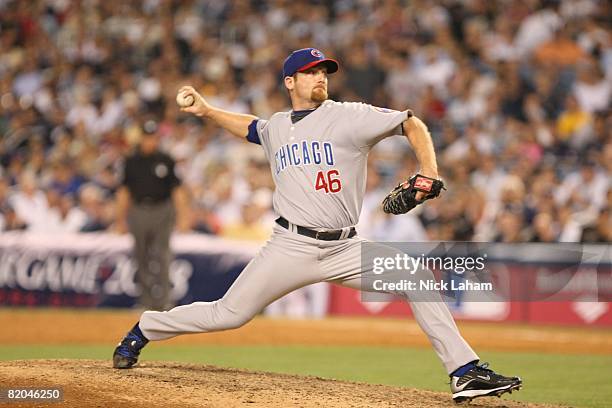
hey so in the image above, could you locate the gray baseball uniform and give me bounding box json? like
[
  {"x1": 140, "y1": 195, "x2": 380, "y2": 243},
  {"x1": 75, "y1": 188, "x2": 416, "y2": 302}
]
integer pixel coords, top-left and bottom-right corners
[{"x1": 139, "y1": 100, "x2": 478, "y2": 374}]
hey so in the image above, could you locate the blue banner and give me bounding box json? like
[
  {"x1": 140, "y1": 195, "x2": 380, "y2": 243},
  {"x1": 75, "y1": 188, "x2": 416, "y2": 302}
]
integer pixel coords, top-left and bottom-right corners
[{"x1": 0, "y1": 232, "x2": 256, "y2": 308}]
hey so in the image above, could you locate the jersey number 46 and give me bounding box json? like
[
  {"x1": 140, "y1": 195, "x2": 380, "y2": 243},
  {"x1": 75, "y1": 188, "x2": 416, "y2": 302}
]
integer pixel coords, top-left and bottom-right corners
[{"x1": 315, "y1": 169, "x2": 342, "y2": 193}]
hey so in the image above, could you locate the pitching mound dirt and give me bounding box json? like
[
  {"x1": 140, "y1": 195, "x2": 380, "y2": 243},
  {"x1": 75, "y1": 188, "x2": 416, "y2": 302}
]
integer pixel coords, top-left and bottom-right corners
[{"x1": 0, "y1": 360, "x2": 563, "y2": 408}]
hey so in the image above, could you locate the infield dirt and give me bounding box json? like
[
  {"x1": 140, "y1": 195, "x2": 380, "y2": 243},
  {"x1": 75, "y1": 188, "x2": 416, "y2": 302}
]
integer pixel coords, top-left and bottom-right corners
[
  {"x1": 2, "y1": 309, "x2": 607, "y2": 407},
  {"x1": 0, "y1": 359, "x2": 564, "y2": 408},
  {"x1": 2, "y1": 309, "x2": 611, "y2": 354}
]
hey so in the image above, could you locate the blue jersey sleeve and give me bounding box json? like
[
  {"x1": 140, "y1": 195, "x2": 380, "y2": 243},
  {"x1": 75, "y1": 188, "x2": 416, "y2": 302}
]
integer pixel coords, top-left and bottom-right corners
[{"x1": 246, "y1": 119, "x2": 261, "y2": 145}]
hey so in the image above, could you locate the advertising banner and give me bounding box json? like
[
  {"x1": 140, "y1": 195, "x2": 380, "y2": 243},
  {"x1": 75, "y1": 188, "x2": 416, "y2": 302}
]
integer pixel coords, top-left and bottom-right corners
[{"x1": 0, "y1": 232, "x2": 257, "y2": 308}]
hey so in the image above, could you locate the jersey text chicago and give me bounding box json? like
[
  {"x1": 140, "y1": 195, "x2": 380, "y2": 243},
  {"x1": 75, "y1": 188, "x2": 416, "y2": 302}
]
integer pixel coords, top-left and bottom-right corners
[{"x1": 274, "y1": 140, "x2": 335, "y2": 175}]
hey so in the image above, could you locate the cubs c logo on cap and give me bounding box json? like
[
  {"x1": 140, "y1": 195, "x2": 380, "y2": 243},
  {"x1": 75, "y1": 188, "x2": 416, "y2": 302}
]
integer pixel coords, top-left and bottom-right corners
[{"x1": 282, "y1": 48, "x2": 339, "y2": 78}]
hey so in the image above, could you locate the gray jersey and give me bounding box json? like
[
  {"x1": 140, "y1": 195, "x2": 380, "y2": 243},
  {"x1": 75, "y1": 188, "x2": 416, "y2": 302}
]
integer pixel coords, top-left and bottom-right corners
[{"x1": 253, "y1": 100, "x2": 410, "y2": 229}]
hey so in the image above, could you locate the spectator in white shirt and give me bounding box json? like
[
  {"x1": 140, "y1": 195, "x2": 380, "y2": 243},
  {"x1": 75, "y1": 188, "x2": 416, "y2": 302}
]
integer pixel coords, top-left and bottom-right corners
[
  {"x1": 555, "y1": 162, "x2": 609, "y2": 214},
  {"x1": 514, "y1": 2, "x2": 562, "y2": 57},
  {"x1": 573, "y1": 63, "x2": 611, "y2": 113},
  {"x1": 8, "y1": 172, "x2": 50, "y2": 231}
]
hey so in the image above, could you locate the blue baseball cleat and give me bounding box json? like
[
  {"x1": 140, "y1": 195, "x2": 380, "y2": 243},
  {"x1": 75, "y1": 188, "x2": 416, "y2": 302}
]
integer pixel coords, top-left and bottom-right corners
[{"x1": 112, "y1": 323, "x2": 149, "y2": 369}]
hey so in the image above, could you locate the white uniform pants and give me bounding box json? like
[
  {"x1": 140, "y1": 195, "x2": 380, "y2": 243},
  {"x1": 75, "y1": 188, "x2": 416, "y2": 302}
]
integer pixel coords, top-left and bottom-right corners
[{"x1": 140, "y1": 224, "x2": 478, "y2": 374}]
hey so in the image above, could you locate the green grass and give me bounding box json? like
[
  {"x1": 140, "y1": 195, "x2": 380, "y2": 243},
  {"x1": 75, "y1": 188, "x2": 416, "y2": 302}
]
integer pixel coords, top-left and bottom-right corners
[{"x1": 1, "y1": 344, "x2": 610, "y2": 407}]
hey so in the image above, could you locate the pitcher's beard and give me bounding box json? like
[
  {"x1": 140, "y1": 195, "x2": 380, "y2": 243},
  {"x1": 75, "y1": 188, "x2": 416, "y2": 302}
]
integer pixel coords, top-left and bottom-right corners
[{"x1": 311, "y1": 88, "x2": 328, "y2": 103}]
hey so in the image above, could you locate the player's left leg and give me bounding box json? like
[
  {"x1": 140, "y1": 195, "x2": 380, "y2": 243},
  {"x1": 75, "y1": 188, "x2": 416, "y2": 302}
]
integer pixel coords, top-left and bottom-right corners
[
  {"x1": 319, "y1": 237, "x2": 478, "y2": 372},
  {"x1": 320, "y1": 237, "x2": 521, "y2": 402}
]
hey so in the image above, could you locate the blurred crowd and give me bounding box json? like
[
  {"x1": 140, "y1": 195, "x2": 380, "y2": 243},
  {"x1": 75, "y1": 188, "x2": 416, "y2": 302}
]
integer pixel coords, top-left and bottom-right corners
[{"x1": 0, "y1": 0, "x2": 610, "y2": 243}]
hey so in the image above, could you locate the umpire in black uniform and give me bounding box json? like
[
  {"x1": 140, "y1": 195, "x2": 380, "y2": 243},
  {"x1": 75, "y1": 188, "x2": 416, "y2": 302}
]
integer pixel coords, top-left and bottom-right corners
[{"x1": 116, "y1": 120, "x2": 189, "y2": 311}]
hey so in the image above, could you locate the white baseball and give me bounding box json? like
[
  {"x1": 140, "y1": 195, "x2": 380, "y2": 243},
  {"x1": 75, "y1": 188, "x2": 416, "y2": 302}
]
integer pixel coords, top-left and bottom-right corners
[{"x1": 176, "y1": 92, "x2": 195, "y2": 108}]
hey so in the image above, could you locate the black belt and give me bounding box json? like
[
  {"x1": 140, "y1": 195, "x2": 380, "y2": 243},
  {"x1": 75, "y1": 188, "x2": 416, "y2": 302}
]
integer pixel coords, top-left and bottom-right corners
[
  {"x1": 275, "y1": 217, "x2": 356, "y2": 241},
  {"x1": 134, "y1": 197, "x2": 170, "y2": 205}
]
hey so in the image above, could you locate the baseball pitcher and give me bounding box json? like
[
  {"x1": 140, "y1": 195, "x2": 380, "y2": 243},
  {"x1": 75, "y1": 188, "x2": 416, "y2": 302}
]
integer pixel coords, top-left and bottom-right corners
[{"x1": 113, "y1": 48, "x2": 522, "y2": 403}]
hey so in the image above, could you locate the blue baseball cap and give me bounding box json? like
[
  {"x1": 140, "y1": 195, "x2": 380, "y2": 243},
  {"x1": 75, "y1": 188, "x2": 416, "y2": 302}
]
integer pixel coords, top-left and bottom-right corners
[{"x1": 282, "y1": 48, "x2": 339, "y2": 78}]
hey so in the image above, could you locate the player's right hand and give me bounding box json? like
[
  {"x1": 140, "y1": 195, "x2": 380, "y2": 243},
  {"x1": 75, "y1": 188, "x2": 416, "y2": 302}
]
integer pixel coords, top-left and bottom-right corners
[{"x1": 178, "y1": 85, "x2": 211, "y2": 117}]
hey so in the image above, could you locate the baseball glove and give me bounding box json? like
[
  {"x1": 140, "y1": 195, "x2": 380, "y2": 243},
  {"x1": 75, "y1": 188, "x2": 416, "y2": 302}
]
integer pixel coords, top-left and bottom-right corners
[{"x1": 382, "y1": 174, "x2": 445, "y2": 215}]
